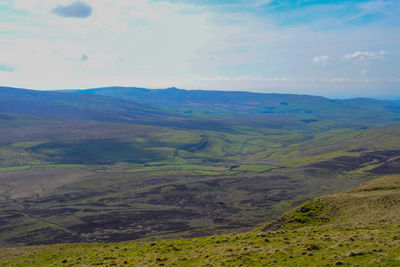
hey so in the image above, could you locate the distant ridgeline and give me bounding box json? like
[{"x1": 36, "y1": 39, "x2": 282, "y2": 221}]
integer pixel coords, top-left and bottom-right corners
[
  {"x1": 73, "y1": 86, "x2": 400, "y2": 122},
  {"x1": 1, "y1": 86, "x2": 400, "y2": 129}
]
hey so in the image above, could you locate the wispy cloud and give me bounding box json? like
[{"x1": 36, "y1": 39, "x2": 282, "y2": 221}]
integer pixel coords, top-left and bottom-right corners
[
  {"x1": 52, "y1": 1, "x2": 93, "y2": 18},
  {"x1": 330, "y1": 78, "x2": 351, "y2": 83},
  {"x1": 343, "y1": 50, "x2": 388, "y2": 62},
  {"x1": 313, "y1": 55, "x2": 329, "y2": 65}
]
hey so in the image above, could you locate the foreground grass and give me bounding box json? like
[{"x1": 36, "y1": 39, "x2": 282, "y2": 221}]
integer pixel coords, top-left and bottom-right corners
[{"x1": 0, "y1": 225, "x2": 399, "y2": 266}]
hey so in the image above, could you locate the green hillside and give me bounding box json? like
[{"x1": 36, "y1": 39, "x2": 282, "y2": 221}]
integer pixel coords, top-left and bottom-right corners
[
  {"x1": 1, "y1": 174, "x2": 399, "y2": 266},
  {"x1": 265, "y1": 174, "x2": 400, "y2": 231}
]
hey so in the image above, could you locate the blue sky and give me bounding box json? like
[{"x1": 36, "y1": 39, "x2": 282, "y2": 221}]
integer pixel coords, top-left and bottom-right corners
[{"x1": 0, "y1": 0, "x2": 399, "y2": 98}]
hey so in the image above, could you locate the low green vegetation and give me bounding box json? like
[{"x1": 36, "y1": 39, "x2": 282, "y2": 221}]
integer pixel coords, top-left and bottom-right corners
[
  {"x1": 279, "y1": 174, "x2": 400, "y2": 228},
  {"x1": 0, "y1": 163, "x2": 89, "y2": 173},
  {"x1": 1, "y1": 225, "x2": 399, "y2": 266},
  {"x1": 231, "y1": 164, "x2": 277, "y2": 173},
  {"x1": 125, "y1": 164, "x2": 227, "y2": 173},
  {"x1": 0, "y1": 166, "x2": 31, "y2": 173}
]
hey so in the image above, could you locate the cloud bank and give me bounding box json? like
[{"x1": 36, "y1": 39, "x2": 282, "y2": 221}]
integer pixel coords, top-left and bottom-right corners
[{"x1": 343, "y1": 50, "x2": 388, "y2": 62}]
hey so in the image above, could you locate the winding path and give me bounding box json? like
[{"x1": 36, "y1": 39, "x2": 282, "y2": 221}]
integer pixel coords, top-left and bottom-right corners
[{"x1": 237, "y1": 137, "x2": 266, "y2": 155}]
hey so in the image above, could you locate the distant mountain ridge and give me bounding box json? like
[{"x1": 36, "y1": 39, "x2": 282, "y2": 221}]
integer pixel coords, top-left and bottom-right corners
[
  {"x1": 1, "y1": 86, "x2": 400, "y2": 127},
  {"x1": 73, "y1": 86, "x2": 400, "y2": 122},
  {"x1": 0, "y1": 86, "x2": 178, "y2": 124},
  {"x1": 73, "y1": 86, "x2": 334, "y2": 111}
]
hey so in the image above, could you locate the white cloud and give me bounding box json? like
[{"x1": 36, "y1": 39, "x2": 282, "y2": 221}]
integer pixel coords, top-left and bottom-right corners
[
  {"x1": 343, "y1": 50, "x2": 389, "y2": 62},
  {"x1": 313, "y1": 55, "x2": 329, "y2": 65}
]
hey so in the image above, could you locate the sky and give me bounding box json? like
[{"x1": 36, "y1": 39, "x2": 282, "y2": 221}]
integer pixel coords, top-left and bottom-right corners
[{"x1": 0, "y1": 0, "x2": 399, "y2": 98}]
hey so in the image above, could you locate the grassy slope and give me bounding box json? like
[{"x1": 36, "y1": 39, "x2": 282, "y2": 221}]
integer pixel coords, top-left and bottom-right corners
[
  {"x1": 264, "y1": 175, "x2": 400, "y2": 230},
  {"x1": 0, "y1": 175, "x2": 399, "y2": 266}
]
